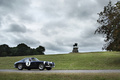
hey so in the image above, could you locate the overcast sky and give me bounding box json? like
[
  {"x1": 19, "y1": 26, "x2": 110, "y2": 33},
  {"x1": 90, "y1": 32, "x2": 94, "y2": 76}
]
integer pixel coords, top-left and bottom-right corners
[{"x1": 0, "y1": 0, "x2": 118, "y2": 54}]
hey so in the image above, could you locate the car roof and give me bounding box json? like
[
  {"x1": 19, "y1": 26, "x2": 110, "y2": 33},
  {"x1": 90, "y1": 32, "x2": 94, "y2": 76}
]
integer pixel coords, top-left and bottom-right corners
[
  {"x1": 20, "y1": 57, "x2": 39, "y2": 61},
  {"x1": 23, "y1": 57, "x2": 35, "y2": 59}
]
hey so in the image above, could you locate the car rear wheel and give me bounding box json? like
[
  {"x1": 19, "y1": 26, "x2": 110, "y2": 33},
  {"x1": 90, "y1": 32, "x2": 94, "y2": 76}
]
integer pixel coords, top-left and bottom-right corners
[
  {"x1": 39, "y1": 64, "x2": 45, "y2": 70},
  {"x1": 46, "y1": 67, "x2": 52, "y2": 70},
  {"x1": 18, "y1": 64, "x2": 23, "y2": 70}
]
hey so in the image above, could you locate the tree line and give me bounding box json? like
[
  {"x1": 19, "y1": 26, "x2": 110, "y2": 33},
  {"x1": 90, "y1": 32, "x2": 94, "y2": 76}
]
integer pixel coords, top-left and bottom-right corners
[{"x1": 0, "y1": 43, "x2": 45, "y2": 57}]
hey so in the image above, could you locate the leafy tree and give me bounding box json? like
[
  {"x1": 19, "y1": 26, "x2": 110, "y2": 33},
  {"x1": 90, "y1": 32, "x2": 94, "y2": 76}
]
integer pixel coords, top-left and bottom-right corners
[
  {"x1": 16, "y1": 43, "x2": 31, "y2": 56},
  {"x1": 95, "y1": 1, "x2": 120, "y2": 51},
  {"x1": 0, "y1": 44, "x2": 11, "y2": 56},
  {"x1": 36, "y1": 46, "x2": 45, "y2": 55},
  {"x1": 30, "y1": 48, "x2": 37, "y2": 55}
]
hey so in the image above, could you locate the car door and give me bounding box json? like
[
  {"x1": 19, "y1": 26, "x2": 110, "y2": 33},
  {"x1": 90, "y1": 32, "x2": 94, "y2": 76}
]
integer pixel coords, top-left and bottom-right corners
[
  {"x1": 30, "y1": 60, "x2": 38, "y2": 68},
  {"x1": 24, "y1": 58, "x2": 31, "y2": 67}
]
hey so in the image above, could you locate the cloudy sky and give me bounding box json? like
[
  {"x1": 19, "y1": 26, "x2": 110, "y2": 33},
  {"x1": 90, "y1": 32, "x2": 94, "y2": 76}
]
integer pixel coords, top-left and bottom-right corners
[{"x1": 0, "y1": 0, "x2": 118, "y2": 54}]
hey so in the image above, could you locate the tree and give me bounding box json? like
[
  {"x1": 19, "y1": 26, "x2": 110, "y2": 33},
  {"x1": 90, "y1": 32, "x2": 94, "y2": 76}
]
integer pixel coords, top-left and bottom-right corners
[
  {"x1": 10, "y1": 47, "x2": 18, "y2": 56},
  {"x1": 16, "y1": 43, "x2": 31, "y2": 56},
  {"x1": 0, "y1": 43, "x2": 45, "y2": 56},
  {"x1": 95, "y1": 1, "x2": 120, "y2": 51},
  {"x1": 0, "y1": 44, "x2": 11, "y2": 56},
  {"x1": 36, "y1": 46, "x2": 45, "y2": 55}
]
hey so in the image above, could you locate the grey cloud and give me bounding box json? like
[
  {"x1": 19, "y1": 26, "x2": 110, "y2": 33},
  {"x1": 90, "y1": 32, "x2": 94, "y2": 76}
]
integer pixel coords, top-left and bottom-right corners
[
  {"x1": 0, "y1": 0, "x2": 30, "y2": 12},
  {"x1": 77, "y1": 25, "x2": 104, "y2": 49},
  {"x1": 96, "y1": 0, "x2": 118, "y2": 7},
  {"x1": 64, "y1": 0, "x2": 99, "y2": 20},
  {"x1": 41, "y1": 27, "x2": 58, "y2": 36},
  {"x1": 79, "y1": 35, "x2": 103, "y2": 48},
  {"x1": 0, "y1": 21, "x2": 1, "y2": 27},
  {"x1": 44, "y1": 42, "x2": 68, "y2": 52},
  {"x1": 6, "y1": 24, "x2": 27, "y2": 33},
  {"x1": 37, "y1": 0, "x2": 118, "y2": 21},
  {"x1": 39, "y1": 0, "x2": 65, "y2": 17},
  {"x1": 0, "y1": 0, "x2": 34, "y2": 23},
  {"x1": 0, "y1": 31, "x2": 40, "y2": 48},
  {"x1": 41, "y1": 21, "x2": 68, "y2": 36},
  {"x1": 65, "y1": 0, "x2": 118, "y2": 20},
  {"x1": 77, "y1": 31, "x2": 104, "y2": 52},
  {"x1": 13, "y1": 35, "x2": 41, "y2": 48}
]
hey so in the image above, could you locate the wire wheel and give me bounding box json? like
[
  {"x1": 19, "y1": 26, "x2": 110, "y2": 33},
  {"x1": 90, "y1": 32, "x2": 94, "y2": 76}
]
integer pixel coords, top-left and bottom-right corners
[
  {"x1": 18, "y1": 64, "x2": 23, "y2": 70},
  {"x1": 39, "y1": 64, "x2": 45, "y2": 70}
]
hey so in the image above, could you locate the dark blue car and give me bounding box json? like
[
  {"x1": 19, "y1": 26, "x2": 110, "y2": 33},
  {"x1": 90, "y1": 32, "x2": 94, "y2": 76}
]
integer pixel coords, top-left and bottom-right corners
[{"x1": 14, "y1": 57, "x2": 55, "y2": 70}]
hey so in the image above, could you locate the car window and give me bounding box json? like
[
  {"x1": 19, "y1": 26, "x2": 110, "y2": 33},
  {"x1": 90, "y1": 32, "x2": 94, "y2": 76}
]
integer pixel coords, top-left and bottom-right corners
[
  {"x1": 24, "y1": 58, "x2": 31, "y2": 62},
  {"x1": 31, "y1": 58, "x2": 39, "y2": 61},
  {"x1": 19, "y1": 58, "x2": 39, "y2": 62}
]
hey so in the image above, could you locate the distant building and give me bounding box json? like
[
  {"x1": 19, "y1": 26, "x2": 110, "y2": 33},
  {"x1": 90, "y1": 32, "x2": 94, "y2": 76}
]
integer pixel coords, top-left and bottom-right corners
[{"x1": 72, "y1": 43, "x2": 79, "y2": 53}]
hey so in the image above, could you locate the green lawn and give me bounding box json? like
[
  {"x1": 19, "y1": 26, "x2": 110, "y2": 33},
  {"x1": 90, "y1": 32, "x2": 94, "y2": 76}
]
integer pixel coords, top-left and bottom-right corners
[
  {"x1": 0, "y1": 72, "x2": 120, "y2": 80},
  {"x1": 0, "y1": 51, "x2": 120, "y2": 70}
]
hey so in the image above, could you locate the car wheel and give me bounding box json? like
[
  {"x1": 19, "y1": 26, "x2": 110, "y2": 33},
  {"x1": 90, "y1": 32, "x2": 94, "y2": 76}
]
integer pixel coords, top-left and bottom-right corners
[
  {"x1": 18, "y1": 64, "x2": 23, "y2": 70},
  {"x1": 39, "y1": 64, "x2": 45, "y2": 70},
  {"x1": 46, "y1": 67, "x2": 52, "y2": 70}
]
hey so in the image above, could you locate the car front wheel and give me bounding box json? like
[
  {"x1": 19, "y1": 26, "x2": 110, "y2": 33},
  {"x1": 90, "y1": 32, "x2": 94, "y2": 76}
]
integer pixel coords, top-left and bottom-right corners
[
  {"x1": 39, "y1": 64, "x2": 45, "y2": 70},
  {"x1": 18, "y1": 64, "x2": 23, "y2": 70}
]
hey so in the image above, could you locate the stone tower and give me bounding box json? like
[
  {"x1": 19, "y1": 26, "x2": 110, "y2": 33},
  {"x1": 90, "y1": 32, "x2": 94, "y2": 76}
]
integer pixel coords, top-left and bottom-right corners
[{"x1": 72, "y1": 43, "x2": 79, "y2": 53}]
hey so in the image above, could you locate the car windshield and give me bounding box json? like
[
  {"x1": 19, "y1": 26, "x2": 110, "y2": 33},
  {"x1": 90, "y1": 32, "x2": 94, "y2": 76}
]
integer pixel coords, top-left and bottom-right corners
[{"x1": 31, "y1": 58, "x2": 39, "y2": 61}]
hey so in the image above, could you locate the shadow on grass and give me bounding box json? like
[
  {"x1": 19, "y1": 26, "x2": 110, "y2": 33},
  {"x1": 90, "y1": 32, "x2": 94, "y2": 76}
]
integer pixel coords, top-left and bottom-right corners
[
  {"x1": 113, "y1": 59, "x2": 120, "y2": 65},
  {"x1": 108, "y1": 58, "x2": 120, "y2": 66}
]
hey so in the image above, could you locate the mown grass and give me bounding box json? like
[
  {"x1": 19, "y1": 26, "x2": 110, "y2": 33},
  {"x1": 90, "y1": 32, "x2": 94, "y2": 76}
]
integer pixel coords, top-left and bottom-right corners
[
  {"x1": 0, "y1": 72, "x2": 120, "y2": 80},
  {"x1": 0, "y1": 51, "x2": 120, "y2": 70}
]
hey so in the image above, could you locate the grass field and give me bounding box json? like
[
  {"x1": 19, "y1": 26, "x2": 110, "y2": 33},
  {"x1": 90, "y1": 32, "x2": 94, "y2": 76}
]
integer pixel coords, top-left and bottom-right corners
[
  {"x1": 0, "y1": 51, "x2": 120, "y2": 70},
  {"x1": 0, "y1": 72, "x2": 120, "y2": 80}
]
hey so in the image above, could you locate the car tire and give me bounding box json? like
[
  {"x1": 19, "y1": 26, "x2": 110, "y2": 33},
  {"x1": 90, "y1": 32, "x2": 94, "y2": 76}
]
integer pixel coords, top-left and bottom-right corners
[
  {"x1": 39, "y1": 64, "x2": 45, "y2": 70},
  {"x1": 27, "y1": 68, "x2": 31, "y2": 70},
  {"x1": 18, "y1": 64, "x2": 23, "y2": 70},
  {"x1": 46, "y1": 67, "x2": 52, "y2": 70}
]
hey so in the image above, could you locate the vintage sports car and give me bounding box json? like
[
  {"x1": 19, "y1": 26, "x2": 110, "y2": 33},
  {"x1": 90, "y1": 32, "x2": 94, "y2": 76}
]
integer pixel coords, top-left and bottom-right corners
[{"x1": 14, "y1": 57, "x2": 55, "y2": 70}]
